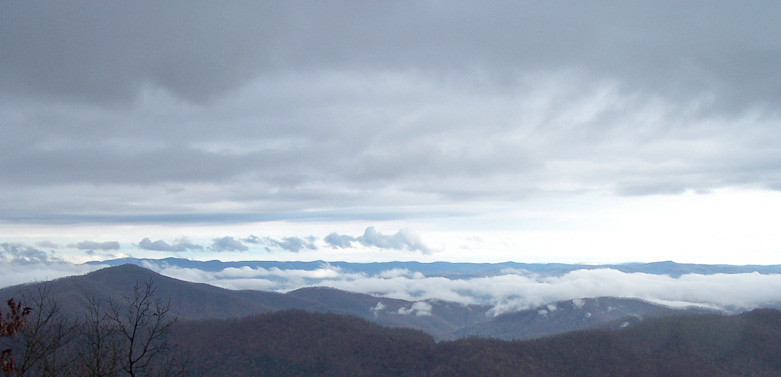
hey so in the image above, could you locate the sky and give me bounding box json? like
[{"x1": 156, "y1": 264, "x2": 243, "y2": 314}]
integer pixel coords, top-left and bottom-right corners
[{"x1": 2, "y1": 1, "x2": 781, "y2": 270}]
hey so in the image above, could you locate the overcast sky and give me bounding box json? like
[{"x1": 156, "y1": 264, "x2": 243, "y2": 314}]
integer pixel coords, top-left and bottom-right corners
[{"x1": 2, "y1": 1, "x2": 781, "y2": 266}]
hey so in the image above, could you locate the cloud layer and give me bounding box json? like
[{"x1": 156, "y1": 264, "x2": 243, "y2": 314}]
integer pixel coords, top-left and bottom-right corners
[
  {"x1": 141, "y1": 262, "x2": 781, "y2": 316},
  {"x1": 3, "y1": 2, "x2": 779, "y2": 108},
  {"x1": 1, "y1": 1, "x2": 780, "y2": 229}
]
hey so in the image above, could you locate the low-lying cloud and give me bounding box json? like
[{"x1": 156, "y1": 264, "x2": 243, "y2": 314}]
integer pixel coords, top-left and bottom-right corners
[
  {"x1": 3, "y1": 257, "x2": 781, "y2": 316},
  {"x1": 138, "y1": 262, "x2": 781, "y2": 316},
  {"x1": 397, "y1": 301, "x2": 433, "y2": 316}
]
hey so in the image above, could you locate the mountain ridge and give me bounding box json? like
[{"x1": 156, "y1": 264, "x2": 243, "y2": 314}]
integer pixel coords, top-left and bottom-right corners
[
  {"x1": 1, "y1": 263, "x2": 726, "y2": 341},
  {"x1": 172, "y1": 307, "x2": 781, "y2": 376},
  {"x1": 86, "y1": 257, "x2": 781, "y2": 278}
]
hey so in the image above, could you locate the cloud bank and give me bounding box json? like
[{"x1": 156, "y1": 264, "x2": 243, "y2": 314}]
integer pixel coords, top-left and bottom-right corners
[
  {"x1": 3, "y1": 255, "x2": 781, "y2": 317},
  {"x1": 140, "y1": 262, "x2": 781, "y2": 316}
]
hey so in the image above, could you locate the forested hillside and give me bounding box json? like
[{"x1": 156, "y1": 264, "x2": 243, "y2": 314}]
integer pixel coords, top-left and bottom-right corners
[
  {"x1": 172, "y1": 311, "x2": 434, "y2": 377},
  {"x1": 174, "y1": 309, "x2": 781, "y2": 377}
]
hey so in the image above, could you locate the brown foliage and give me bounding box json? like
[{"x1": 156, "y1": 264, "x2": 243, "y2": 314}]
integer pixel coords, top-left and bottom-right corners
[{"x1": 1, "y1": 298, "x2": 31, "y2": 375}]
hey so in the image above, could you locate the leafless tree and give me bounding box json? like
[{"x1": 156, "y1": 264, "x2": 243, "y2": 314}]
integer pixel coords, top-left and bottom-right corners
[
  {"x1": 75, "y1": 296, "x2": 122, "y2": 377},
  {"x1": 103, "y1": 280, "x2": 186, "y2": 377},
  {"x1": 11, "y1": 284, "x2": 76, "y2": 377}
]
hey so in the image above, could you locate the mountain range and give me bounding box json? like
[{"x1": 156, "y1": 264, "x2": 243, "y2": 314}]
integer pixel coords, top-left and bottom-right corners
[
  {"x1": 3, "y1": 264, "x2": 720, "y2": 341},
  {"x1": 88, "y1": 257, "x2": 781, "y2": 278},
  {"x1": 4, "y1": 264, "x2": 781, "y2": 375}
]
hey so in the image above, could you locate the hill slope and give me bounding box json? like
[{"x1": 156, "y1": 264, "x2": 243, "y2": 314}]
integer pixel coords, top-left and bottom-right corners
[
  {"x1": 171, "y1": 311, "x2": 435, "y2": 377},
  {"x1": 458, "y1": 296, "x2": 717, "y2": 340},
  {"x1": 0, "y1": 264, "x2": 324, "y2": 320},
  {"x1": 172, "y1": 308, "x2": 781, "y2": 376}
]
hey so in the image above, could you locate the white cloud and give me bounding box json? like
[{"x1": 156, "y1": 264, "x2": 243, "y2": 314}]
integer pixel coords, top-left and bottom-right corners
[
  {"x1": 397, "y1": 301, "x2": 433, "y2": 317},
  {"x1": 378, "y1": 269, "x2": 425, "y2": 279},
  {"x1": 370, "y1": 301, "x2": 386, "y2": 317}
]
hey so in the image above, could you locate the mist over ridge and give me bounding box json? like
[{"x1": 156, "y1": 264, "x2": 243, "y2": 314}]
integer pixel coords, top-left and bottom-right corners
[{"x1": 35, "y1": 257, "x2": 776, "y2": 316}]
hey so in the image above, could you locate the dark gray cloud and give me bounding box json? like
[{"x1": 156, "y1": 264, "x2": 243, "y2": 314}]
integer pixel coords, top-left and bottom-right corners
[
  {"x1": 1, "y1": 1, "x2": 780, "y2": 226},
  {"x1": 0, "y1": 2, "x2": 271, "y2": 103},
  {"x1": 138, "y1": 237, "x2": 203, "y2": 252},
  {"x1": 210, "y1": 237, "x2": 248, "y2": 252},
  {"x1": 69, "y1": 240, "x2": 120, "y2": 251},
  {"x1": 326, "y1": 227, "x2": 434, "y2": 255},
  {"x1": 3, "y1": 2, "x2": 779, "y2": 109}
]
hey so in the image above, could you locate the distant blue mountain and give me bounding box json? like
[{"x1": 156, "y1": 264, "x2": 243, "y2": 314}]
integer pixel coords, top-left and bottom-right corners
[{"x1": 86, "y1": 257, "x2": 781, "y2": 278}]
